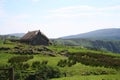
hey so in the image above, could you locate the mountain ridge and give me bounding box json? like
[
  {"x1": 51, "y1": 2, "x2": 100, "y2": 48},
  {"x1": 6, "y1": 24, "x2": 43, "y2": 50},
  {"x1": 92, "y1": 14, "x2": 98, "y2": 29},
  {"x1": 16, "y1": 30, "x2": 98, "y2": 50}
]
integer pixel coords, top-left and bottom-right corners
[{"x1": 61, "y1": 28, "x2": 120, "y2": 40}]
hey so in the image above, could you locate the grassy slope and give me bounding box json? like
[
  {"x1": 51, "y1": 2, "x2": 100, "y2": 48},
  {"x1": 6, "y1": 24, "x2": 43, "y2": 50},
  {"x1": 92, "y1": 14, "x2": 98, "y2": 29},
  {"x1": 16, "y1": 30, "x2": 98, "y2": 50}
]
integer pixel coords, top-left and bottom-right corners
[
  {"x1": 27, "y1": 55, "x2": 66, "y2": 67},
  {"x1": 52, "y1": 74, "x2": 120, "y2": 80},
  {"x1": 0, "y1": 53, "x2": 17, "y2": 65},
  {"x1": 0, "y1": 40, "x2": 120, "y2": 80},
  {"x1": 48, "y1": 45, "x2": 120, "y2": 57},
  {"x1": 0, "y1": 53, "x2": 119, "y2": 80},
  {"x1": 52, "y1": 39, "x2": 120, "y2": 53}
]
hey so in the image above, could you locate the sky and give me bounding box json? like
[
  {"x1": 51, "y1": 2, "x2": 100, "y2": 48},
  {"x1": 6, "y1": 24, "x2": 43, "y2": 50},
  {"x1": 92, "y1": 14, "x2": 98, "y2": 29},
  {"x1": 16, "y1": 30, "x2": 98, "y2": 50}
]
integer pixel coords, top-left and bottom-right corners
[{"x1": 0, "y1": 0, "x2": 120, "y2": 38}]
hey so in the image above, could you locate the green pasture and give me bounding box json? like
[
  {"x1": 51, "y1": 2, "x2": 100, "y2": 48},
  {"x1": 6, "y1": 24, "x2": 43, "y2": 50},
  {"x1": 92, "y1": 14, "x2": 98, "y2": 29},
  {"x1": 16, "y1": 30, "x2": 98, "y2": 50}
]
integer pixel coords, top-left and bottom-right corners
[
  {"x1": 0, "y1": 40, "x2": 120, "y2": 79},
  {"x1": 52, "y1": 74, "x2": 120, "y2": 80}
]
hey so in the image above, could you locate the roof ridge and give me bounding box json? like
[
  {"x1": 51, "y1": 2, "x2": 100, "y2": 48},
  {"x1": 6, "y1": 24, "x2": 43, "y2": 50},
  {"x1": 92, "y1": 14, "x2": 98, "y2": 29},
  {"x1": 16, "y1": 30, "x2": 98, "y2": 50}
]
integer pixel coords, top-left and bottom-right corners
[{"x1": 21, "y1": 30, "x2": 49, "y2": 41}]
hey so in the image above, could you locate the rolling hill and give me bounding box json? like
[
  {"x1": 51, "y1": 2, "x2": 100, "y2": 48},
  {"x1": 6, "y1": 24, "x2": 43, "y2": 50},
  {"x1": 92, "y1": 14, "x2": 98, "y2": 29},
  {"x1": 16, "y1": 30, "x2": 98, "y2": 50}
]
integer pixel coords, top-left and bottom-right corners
[
  {"x1": 52, "y1": 38, "x2": 120, "y2": 53},
  {"x1": 61, "y1": 28, "x2": 120, "y2": 40}
]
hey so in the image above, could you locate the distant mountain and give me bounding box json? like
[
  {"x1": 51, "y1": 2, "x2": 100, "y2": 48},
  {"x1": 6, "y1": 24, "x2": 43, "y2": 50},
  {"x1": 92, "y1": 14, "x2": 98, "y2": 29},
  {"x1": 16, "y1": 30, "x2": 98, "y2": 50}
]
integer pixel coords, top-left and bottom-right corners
[
  {"x1": 52, "y1": 38, "x2": 120, "y2": 53},
  {"x1": 55, "y1": 28, "x2": 120, "y2": 53},
  {"x1": 0, "y1": 33, "x2": 25, "y2": 40},
  {"x1": 7, "y1": 33, "x2": 25, "y2": 37},
  {"x1": 61, "y1": 28, "x2": 120, "y2": 40}
]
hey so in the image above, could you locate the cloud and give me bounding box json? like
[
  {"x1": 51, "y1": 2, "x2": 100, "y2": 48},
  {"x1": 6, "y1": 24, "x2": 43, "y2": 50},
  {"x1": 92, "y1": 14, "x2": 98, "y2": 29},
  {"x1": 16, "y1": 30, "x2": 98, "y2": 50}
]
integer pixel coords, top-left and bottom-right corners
[
  {"x1": 32, "y1": 0, "x2": 39, "y2": 2},
  {"x1": 0, "y1": 9, "x2": 4, "y2": 17},
  {"x1": 0, "y1": 13, "x2": 32, "y2": 34},
  {"x1": 0, "y1": 0, "x2": 5, "y2": 17},
  {"x1": 99, "y1": 5, "x2": 120, "y2": 11},
  {"x1": 49, "y1": 5, "x2": 120, "y2": 12},
  {"x1": 45, "y1": 5, "x2": 120, "y2": 18},
  {"x1": 13, "y1": 14, "x2": 31, "y2": 20},
  {"x1": 1, "y1": 20, "x2": 46, "y2": 34},
  {"x1": 49, "y1": 5, "x2": 96, "y2": 13},
  {"x1": 44, "y1": 13, "x2": 94, "y2": 19}
]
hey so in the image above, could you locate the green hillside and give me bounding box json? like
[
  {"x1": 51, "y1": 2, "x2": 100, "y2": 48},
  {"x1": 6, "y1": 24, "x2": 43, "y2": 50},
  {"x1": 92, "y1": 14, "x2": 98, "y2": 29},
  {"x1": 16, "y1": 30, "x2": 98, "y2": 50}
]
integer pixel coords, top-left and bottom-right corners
[
  {"x1": 52, "y1": 38, "x2": 120, "y2": 53},
  {"x1": 0, "y1": 40, "x2": 120, "y2": 80}
]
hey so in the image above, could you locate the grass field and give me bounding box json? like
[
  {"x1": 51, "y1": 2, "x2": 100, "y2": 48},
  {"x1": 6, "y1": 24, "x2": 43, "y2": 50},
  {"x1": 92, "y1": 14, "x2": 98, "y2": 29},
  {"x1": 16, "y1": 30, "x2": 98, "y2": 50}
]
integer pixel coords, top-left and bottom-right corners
[
  {"x1": 52, "y1": 74, "x2": 120, "y2": 80},
  {"x1": 0, "y1": 53, "x2": 17, "y2": 65},
  {"x1": 0, "y1": 53, "x2": 119, "y2": 80},
  {"x1": 0, "y1": 40, "x2": 120, "y2": 80},
  {"x1": 27, "y1": 54, "x2": 67, "y2": 66}
]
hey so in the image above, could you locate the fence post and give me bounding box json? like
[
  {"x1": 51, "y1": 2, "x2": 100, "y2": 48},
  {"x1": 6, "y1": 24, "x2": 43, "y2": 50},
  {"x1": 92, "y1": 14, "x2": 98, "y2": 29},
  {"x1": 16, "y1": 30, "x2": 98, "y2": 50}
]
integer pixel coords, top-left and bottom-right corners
[{"x1": 9, "y1": 68, "x2": 14, "y2": 80}]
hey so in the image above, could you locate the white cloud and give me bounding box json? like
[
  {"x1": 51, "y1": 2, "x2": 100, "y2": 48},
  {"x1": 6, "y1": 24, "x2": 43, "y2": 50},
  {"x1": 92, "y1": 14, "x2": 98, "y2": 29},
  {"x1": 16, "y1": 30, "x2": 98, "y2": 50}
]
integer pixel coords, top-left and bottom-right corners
[
  {"x1": 1, "y1": 3, "x2": 120, "y2": 38},
  {"x1": 0, "y1": 0, "x2": 5, "y2": 17},
  {"x1": 44, "y1": 12, "x2": 105, "y2": 19},
  {"x1": 0, "y1": 9, "x2": 4, "y2": 17},
  {"x1": 42, "y1": 5, "x2": 120, "y2": 38},
  {"x1": 13, "y1": 14, "x2": 31, "y2": 20},
  {"x1": 52, "y1": 5, "x2": 120, "y2": 12},
  {"x1": 1, "y1": 20, "x2": 46, "y2": 34},
  {"x1": 32, "y1": 0, "x2": 39, "y2": 2},
  {"x1": 0, "y1": 13, "x2": 33, "y2": 34},
  {"x1": 99, "y1": 5, "x2": 120, "y2": 11},
  {"x1": 46, "y1": 5, "x2": 120, "y2": 18},
  {"x1": 49, "y1": 5, "x2": 96, "y2": 13}
]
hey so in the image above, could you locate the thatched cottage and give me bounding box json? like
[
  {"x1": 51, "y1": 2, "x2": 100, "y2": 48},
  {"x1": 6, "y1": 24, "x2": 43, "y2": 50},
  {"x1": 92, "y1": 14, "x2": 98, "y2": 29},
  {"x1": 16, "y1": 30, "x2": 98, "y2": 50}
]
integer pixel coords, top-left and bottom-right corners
[{"x1": 20, "y1": 30, "x2": 50, "y2": 45}]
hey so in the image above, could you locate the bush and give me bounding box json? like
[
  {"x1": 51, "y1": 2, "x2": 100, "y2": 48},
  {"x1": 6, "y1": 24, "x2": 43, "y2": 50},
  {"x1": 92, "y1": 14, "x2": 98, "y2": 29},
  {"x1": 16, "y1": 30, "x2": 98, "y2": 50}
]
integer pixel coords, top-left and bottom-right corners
[
  {"x1": 32, "y1": 60, "x2": 48, "y2": 70},
  {"x1": 23, "y1": 63, "x2": 30, "y2": 70},
  {"x1": 25, "y1": 65, "x2": 61, "y2": 80},
  {"x1": 32, "y1": 61, "x2": 41, "y2": 69},
  {"x1": 57, "y1": 59, "x2": 67, "y2": 67},
  {"x1": 8, "y1": 55, "x2": 33, "y2": 64},
  {"x1": 8, "y1": 55, "x2": 33, "y2": 70},
  {"x1": 67, "y1": 52, "x2": 120, "y2": 69},
  {"x1": 41, "y1": 60, "x2": 48, "y2": 65},
  {"x1": 57, "y1": 59, "x2": 76, "y2": 67}
]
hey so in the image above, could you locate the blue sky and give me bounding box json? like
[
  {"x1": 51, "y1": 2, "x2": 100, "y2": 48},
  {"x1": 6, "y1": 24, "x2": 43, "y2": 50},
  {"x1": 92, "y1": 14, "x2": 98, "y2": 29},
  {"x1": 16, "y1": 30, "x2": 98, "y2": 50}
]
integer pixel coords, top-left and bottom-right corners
[{"x1": 0, "y1": 0, "x2": 120, "y2": 38}]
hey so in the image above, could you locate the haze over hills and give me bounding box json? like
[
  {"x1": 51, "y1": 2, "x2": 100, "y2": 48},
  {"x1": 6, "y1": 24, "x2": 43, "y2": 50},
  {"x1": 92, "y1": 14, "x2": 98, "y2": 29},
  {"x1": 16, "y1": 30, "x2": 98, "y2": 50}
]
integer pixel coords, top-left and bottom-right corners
[
  {"x1": 61, "y1": 28, "x2": 120, "y2": 40},
  {"x1": 7, "y1": 33, "x2": 25, "y2": 37},
  {"x1": 0, "y1": 33, "x2": 25, "y2": 38},
  {"x1": 1, "y1": 28, "x2": 120, "y2": 40},
  {"x1": 0, "y1": 33, "x2": 25, "y2": 40}
]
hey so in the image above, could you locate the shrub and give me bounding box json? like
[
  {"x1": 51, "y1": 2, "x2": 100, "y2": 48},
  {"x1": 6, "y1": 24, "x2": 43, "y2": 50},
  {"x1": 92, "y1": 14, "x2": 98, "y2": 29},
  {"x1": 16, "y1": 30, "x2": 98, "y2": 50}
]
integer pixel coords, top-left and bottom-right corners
[
  {"x1": 32, "y1": 61, "x2": 41, "y2": 69},
  {"x1": 25, "y1": 65, "x2": 61, "y2": 80},
  {"x1": 8, "y1": 55, "x2": 33, "y2": 70},
  {"x1": 8, "y1": 55, "x2": 33, "y2": 64},
  {"x1": 57, "y1": 59, "x2": 67, "y2": 67},
  {"x1": 23, "y1": 63, "x2": 30, "y2": 70},
  {"x1": 67, "y1": 52, "x2": 120, "y2": 69},
  {"x1": 41, "y1": 60, "x2": 48, "y2": 65}
]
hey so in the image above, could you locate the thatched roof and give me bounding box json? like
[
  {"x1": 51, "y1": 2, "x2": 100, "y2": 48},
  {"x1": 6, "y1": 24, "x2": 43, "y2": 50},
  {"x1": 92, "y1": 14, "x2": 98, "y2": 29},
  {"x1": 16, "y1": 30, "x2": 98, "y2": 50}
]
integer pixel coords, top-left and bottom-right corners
[{"x1": 21, "y1": 30, "x2": 49, "y2": 41}]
